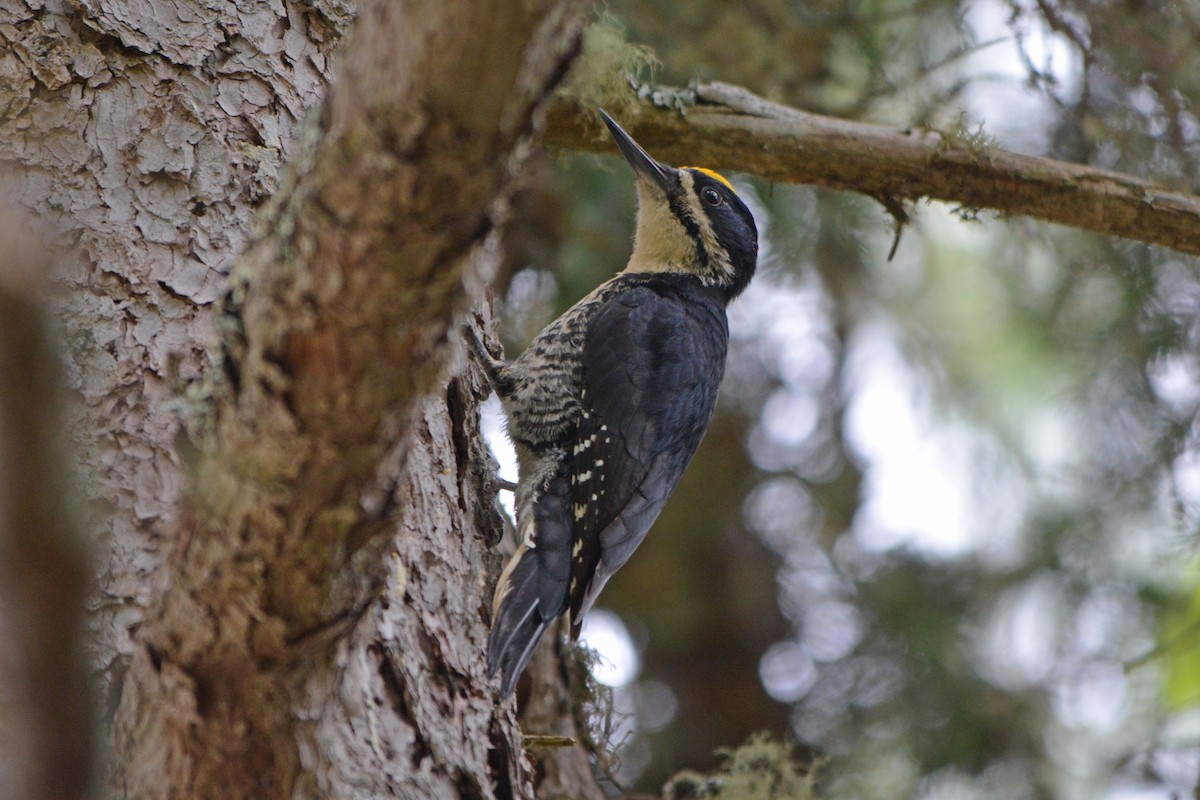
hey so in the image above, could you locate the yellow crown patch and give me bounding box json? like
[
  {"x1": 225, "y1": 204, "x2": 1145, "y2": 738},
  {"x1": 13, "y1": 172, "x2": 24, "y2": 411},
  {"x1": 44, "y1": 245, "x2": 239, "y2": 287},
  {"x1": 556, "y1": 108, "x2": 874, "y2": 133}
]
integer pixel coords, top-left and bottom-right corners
[{"x1": 682, "y1": 167, "x2": 735, "y2": 193}]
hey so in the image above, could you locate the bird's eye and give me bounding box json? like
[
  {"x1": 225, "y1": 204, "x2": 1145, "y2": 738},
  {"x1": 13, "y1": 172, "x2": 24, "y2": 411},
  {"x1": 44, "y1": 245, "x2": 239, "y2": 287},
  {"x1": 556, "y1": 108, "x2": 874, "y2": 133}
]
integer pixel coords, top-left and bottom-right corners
[{"x1": 701, "y1": 186, "x2": 723, "y2": 206}]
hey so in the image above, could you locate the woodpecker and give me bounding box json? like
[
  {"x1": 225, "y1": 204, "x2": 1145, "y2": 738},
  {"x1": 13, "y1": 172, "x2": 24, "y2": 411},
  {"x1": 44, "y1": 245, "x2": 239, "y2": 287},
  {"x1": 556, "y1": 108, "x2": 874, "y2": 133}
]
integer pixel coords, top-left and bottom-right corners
[{"x1": 472, "y1": 110, "x2": 758, "y2": 697}]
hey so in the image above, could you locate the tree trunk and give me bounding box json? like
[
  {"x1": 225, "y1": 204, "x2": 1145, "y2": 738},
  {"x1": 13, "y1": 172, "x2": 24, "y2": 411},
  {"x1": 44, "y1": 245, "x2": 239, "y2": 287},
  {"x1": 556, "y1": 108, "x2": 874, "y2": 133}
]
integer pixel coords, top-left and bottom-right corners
[
  {"x1": 1, "y1": 0, "x2": 599, "y2": 797},
  {"x1": 1, "y1": 0, "x2": 353, "y2": 724}
]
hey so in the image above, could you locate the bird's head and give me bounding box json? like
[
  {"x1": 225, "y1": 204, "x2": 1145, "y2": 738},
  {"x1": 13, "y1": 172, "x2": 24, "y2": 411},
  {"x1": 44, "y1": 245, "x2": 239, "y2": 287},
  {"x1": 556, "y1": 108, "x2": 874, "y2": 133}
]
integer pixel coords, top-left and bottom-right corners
[{"x1": 600, "y1": 109, "x2": 758, "y2": 302}]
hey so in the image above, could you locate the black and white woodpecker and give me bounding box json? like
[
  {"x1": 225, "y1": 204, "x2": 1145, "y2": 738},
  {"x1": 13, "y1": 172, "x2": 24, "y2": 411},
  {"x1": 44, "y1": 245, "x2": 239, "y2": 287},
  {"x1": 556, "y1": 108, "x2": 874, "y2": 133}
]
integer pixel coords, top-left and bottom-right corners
[{"x1": 471, "y1": 110, "x2": 758, "y2": 697}]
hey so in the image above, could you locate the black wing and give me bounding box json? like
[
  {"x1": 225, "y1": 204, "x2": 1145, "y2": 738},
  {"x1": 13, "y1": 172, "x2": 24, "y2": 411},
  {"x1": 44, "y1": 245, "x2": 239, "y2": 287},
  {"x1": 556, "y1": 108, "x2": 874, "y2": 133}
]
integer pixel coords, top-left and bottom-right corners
[{"x1": 566, "y1": 283, "x2": 728, "y2": 634}]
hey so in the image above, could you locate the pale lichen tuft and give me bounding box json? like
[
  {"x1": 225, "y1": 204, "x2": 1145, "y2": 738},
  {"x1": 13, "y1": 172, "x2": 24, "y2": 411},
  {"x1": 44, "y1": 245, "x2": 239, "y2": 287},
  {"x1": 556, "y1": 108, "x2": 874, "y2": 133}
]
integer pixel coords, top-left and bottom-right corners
[
  {"x1": 559, "y1": 15, "x2": 659, "y2": 126},
  {"x1": 663, "y1": 733, "x2": 820, "y2": 800}
]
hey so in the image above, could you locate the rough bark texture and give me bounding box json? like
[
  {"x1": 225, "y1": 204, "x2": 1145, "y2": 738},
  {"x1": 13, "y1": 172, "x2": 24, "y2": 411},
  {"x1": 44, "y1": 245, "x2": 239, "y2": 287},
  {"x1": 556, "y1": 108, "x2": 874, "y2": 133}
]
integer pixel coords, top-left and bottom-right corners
[
  {"x1": 544, "y1": 82, "x2": 1200, "y2": 257},
  {"x1": 0, "y1": 0, "x2": 353, "y2": 729},
  {"x1": 1, "y1": 0, "x2": 599, "y2": 798},
  {"x1": 106, "y1": 0, "x2": 585, "y2": 797}
]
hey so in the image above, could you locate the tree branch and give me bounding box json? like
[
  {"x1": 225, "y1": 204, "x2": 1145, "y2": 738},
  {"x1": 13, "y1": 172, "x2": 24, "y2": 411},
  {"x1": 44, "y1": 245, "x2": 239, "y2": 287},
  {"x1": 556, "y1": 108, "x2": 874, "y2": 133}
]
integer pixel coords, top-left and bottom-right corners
[{"x1": 544, "y1": 81, "x2": 1200, "y2": 256}]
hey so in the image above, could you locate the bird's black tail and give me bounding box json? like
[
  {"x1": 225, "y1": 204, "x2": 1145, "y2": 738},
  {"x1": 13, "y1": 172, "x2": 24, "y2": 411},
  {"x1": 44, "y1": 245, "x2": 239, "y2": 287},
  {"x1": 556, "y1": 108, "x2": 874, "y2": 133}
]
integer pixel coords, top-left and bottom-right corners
[
  {"x1": 488, "y1": 467, "x2": 572, "y2": 697},
  {"x1": 487, "y1": 550, "x2": 554, "y2": 697}
]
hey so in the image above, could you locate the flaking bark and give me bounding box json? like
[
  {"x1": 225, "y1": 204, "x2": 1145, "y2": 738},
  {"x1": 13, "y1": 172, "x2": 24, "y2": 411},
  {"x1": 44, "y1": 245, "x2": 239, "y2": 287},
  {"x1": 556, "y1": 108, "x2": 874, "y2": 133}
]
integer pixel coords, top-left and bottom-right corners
[
  {"x1": 105, "y1": 1, "x2": 586, "y2": 797},
  {"x1": 2, "y1": 0, "x2": 598, "y2": 797},
  {"x1": 0, "y1": 0, "x2": 354, "y2": 735}
]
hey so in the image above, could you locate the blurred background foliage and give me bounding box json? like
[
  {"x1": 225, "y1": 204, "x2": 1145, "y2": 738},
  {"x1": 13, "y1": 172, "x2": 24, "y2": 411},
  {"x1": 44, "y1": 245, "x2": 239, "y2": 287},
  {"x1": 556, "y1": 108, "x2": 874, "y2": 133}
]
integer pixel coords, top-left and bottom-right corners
[{"x1": 488, "y1": 1, "x2": 1200, "y2": 797}]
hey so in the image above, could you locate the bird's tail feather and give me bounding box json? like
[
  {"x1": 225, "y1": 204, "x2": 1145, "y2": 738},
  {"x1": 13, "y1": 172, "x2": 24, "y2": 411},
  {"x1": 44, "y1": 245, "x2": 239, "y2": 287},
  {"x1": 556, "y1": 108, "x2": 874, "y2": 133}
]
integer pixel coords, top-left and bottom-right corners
[
  {"x1": 487, "y1": 550, "x2": 557, "y2": 696},
  {"x1": 488, "y1": 461, "x2": 572, "y2": 696}
]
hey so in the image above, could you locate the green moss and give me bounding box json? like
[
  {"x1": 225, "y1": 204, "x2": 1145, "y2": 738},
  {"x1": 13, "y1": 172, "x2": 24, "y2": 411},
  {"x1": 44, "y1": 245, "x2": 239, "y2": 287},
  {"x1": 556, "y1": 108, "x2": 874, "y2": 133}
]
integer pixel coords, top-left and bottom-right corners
[{"x1": 664, "y1": 734, "x2": 820, "y2": 800}]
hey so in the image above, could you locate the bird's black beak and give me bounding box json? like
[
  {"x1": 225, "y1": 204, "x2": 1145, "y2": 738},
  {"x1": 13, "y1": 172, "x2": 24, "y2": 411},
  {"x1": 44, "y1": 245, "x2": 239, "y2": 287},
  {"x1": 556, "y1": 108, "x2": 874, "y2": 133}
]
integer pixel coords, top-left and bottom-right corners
[{"x1": 599, "y1": 109, "x2": 674, "y2": 193}]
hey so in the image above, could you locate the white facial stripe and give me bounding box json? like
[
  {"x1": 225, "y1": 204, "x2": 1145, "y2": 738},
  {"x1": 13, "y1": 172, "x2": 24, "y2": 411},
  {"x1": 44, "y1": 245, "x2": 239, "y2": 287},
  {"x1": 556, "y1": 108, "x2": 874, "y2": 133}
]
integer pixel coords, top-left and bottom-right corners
[{"x1": 680, "y1": 171, "x2": 735, "y2": 283}]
